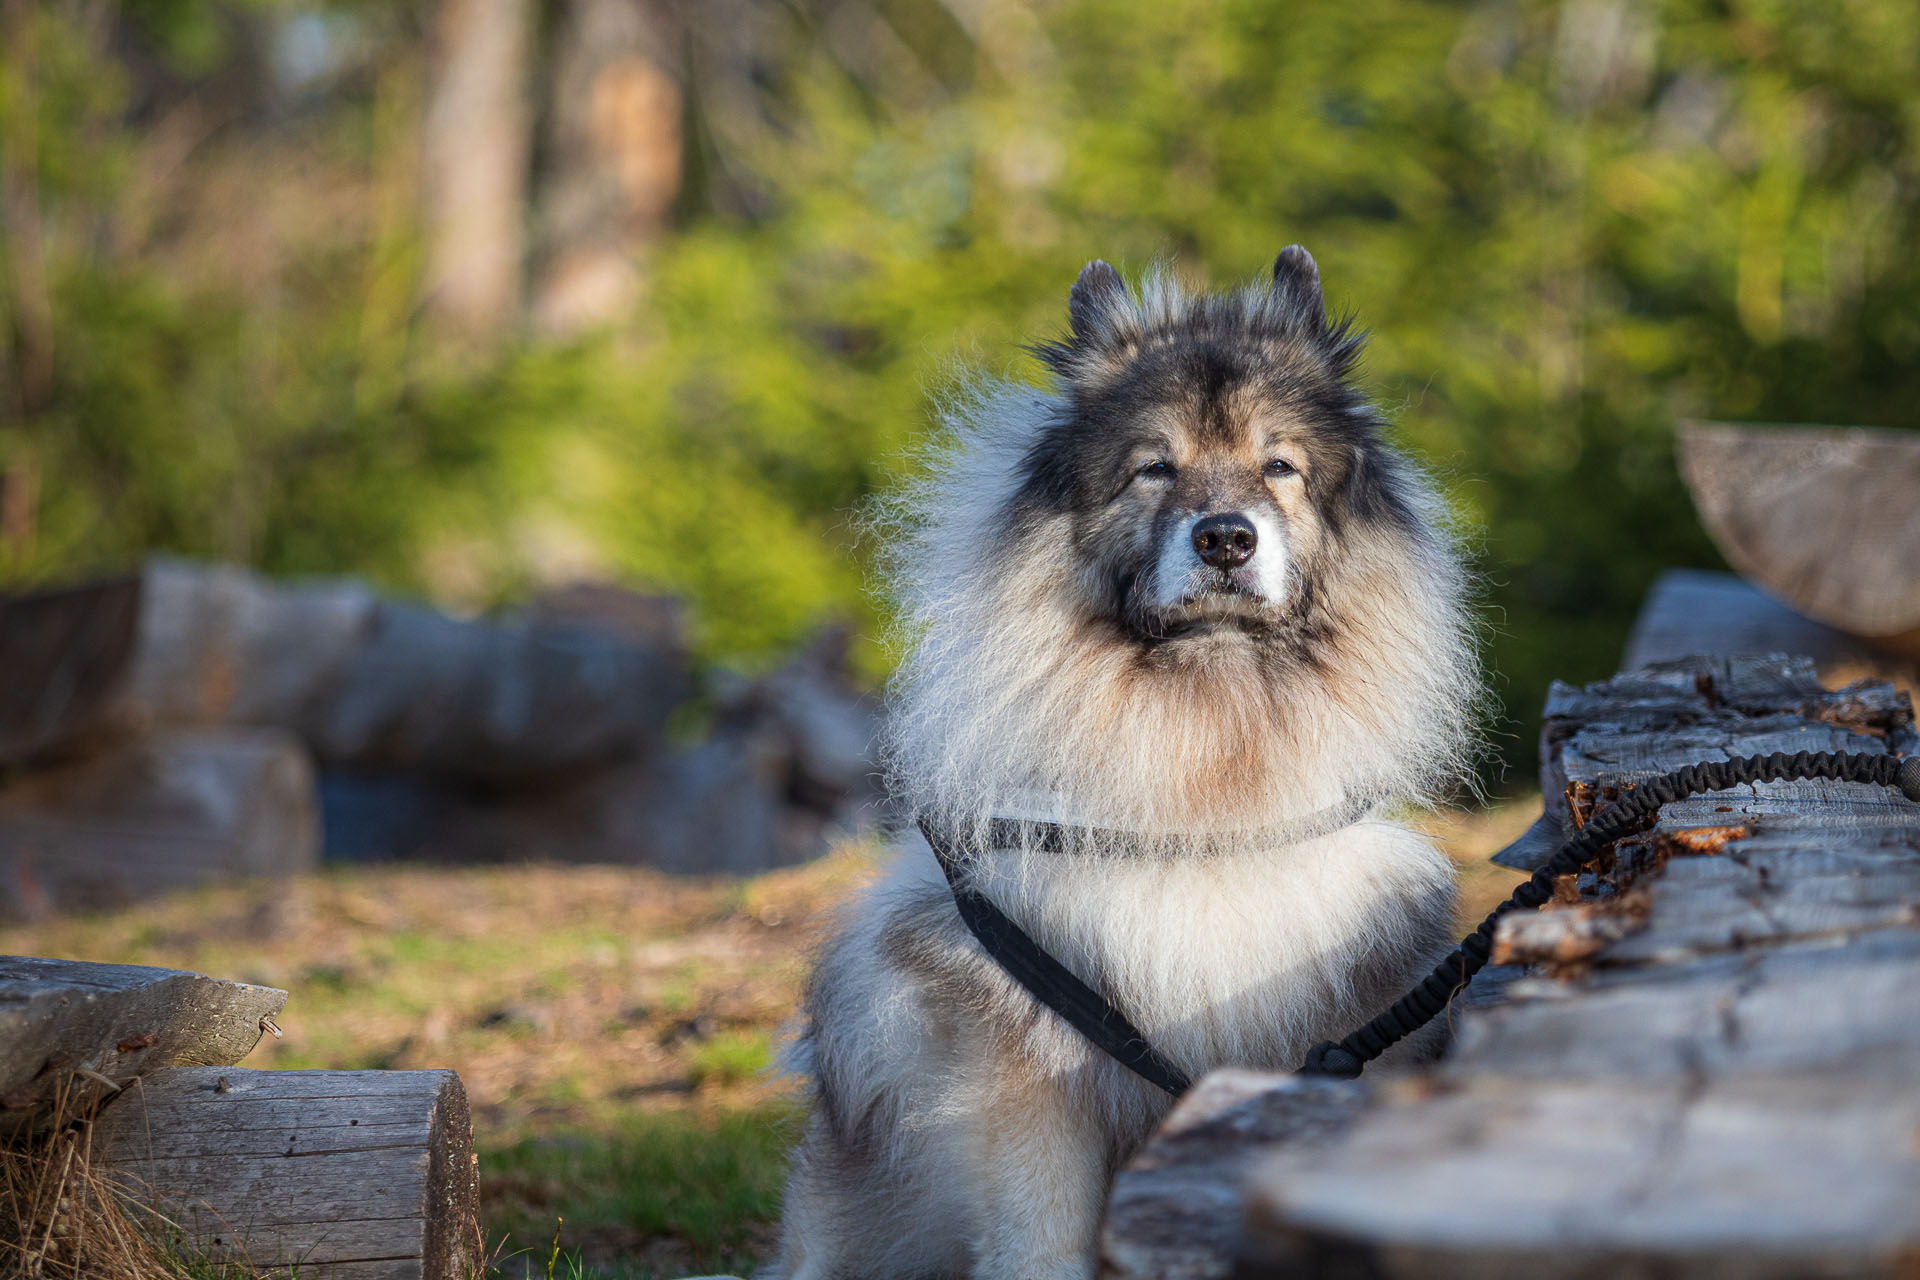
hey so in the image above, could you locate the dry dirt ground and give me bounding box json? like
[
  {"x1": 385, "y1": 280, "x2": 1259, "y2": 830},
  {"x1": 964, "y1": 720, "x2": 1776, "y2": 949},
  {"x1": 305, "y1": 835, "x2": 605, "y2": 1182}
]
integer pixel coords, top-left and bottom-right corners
[{"x1": 0, "y1": 800, "x2": 1534, "y2": 1278}]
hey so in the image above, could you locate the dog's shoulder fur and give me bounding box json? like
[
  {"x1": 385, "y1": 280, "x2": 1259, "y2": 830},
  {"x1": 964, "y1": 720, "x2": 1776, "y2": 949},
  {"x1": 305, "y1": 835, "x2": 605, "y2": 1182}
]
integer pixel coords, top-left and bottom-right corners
[{"x1": 766, "y1": 255, "x2": 1479, "y2": 1280}]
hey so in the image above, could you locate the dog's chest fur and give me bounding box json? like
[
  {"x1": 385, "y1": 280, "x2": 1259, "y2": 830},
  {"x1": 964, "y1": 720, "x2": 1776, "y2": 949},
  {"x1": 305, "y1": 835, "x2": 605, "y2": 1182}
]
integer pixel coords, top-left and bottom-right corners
[{"x1": 937, "y1": 817, "x2": 1455, "y2": 1075}]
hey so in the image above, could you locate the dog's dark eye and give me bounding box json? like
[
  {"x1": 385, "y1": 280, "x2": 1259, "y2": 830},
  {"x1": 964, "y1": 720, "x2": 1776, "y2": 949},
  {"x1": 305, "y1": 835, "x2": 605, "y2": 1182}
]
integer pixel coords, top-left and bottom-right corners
[
  {"x1": 1264, "y1": 458, "x2": 1297, "y2": 478},
  {"x1": 1137, "y1": 460, "x2": 1174, "y2": 480}
]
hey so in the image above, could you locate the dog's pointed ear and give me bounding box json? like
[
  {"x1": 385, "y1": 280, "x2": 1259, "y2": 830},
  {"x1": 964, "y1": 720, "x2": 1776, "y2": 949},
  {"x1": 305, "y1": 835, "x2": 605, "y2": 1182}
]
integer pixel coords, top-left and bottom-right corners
[
  {"x1": 1271, "y1": 245, "x2": 1325, "y2": 332},
  {"x1": 1069, "y1": 259, "x2": 1128, "y2": 345}
]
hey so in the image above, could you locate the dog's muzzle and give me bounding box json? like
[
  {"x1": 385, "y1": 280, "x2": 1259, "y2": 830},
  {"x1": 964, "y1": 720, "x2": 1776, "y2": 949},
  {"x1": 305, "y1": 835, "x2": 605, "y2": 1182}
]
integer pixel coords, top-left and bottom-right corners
[{"x1": 1154, "y1": 510, "x2": 1288, "y2": 614}]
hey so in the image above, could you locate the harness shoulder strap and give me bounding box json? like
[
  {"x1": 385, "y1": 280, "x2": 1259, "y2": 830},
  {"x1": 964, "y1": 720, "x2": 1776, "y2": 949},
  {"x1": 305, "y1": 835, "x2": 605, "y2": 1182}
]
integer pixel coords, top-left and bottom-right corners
[{"x1": 916, "y1": 819, "x2": 1193, "y2": 1097}]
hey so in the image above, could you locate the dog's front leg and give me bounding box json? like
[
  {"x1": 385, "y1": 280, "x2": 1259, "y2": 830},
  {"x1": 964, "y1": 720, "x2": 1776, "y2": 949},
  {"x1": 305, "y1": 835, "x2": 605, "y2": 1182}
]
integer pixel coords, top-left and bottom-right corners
[{"x1": 966, "y1": 1069, "x2": 1109, "y2": 1280}]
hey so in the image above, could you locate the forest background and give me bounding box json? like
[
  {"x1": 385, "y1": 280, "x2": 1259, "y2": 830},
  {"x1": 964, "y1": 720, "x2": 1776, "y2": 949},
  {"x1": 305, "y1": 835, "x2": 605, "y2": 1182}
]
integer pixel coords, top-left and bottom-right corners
[{"x1": 4, "y1": 0, "x2": 1919, "y2": 778}]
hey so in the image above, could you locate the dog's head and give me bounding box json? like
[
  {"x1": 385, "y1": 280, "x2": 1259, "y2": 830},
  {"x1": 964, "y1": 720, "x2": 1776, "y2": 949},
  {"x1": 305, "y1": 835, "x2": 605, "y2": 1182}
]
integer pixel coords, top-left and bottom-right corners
[
  {"x1": 883, "y1": 251, "x2": 1478, "y2": 833},
  {"x1": 1019, "y1": 248, "x2": 1412, "y2": 649}
]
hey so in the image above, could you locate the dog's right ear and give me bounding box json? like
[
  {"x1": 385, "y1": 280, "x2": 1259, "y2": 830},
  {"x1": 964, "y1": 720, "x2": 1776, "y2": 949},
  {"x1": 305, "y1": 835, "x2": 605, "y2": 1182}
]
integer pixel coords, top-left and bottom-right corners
[
  {"x1": 1271, "y1": 245, "x2": 1325, "y2": 333},
  {"x1": 1068, "y1": 259, "x2": 1129, "y2": 346}
]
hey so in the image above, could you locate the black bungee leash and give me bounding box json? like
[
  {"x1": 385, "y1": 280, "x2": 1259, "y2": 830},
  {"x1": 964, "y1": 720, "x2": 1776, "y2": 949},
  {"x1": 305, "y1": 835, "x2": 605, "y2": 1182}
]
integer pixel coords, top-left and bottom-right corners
[{"x1": 922, "y1": 751, "x2": 1920, "y2": 1096}]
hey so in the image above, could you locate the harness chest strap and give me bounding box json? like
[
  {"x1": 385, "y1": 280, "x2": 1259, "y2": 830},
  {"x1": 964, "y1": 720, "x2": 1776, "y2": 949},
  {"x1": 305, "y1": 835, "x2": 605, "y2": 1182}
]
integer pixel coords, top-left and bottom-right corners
[
  {"x1": 916, "y1": 817, "x2": 1193, "y2": 1096},
  {"x1": 915, "y1": 796, "x2": 1375, "y2": 1097}
]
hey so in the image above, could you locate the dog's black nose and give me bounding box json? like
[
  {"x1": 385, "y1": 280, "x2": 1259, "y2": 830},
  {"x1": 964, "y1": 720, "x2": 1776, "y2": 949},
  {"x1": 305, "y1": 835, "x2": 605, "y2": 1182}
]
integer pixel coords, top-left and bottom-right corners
[{"x1": 1192, "y1": 513, "x2": 1257, "y2": 568}]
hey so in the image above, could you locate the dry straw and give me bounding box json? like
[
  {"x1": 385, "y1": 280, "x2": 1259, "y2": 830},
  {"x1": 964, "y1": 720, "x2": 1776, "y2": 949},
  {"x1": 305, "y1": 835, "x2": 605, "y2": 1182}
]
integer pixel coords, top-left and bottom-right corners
[{"x1": 0, "y1": 1070, "x2": 259, "y2": 1280}]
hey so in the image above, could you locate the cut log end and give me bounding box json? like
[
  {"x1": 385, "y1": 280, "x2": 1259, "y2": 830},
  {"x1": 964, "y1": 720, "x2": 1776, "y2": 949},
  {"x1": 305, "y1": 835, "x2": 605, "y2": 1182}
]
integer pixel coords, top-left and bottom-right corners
[
  {"x1": 98, "y1": 1067, "x2": 480, "y2": 1280},
  {"x1": 1679, "y1": 422, "x2": 1920, "y2": 647}
]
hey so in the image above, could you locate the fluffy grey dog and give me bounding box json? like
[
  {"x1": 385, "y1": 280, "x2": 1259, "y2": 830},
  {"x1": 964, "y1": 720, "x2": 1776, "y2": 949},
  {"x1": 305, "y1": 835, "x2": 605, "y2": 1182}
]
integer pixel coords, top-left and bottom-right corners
[{"x1": 764, "y1": 249, "x2": 1480, "y2": 1280}]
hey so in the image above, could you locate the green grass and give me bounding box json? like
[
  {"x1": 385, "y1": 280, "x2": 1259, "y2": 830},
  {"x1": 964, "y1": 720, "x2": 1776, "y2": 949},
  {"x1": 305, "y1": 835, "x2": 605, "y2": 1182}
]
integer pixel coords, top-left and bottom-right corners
[
  {"x1": 688, "y1": 1033, "x2": 774, "y2": 1090},
  {"x1": 483, "y1": 1103, "x2": 798, "y2": 1278}
]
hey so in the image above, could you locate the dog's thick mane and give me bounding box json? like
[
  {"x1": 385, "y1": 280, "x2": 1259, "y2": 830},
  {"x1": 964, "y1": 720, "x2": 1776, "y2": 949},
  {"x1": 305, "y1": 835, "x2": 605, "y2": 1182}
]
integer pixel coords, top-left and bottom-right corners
[{"x1": 877, "y1": 266, "x2": 1481, "y2": 853}]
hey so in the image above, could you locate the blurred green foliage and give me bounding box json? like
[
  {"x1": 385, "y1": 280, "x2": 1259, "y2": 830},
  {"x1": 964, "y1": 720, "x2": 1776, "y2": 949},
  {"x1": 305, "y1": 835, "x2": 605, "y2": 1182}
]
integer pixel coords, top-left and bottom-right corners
[{"x1": 5, "y1": 0, "x2": 1920, "y2": 776}]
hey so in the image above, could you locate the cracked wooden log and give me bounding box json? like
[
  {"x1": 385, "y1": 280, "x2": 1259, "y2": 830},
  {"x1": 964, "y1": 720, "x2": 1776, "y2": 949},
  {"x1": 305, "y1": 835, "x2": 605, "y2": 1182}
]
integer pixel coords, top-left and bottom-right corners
[
  {"x1": 98, "y1": 1067, "x2": 480, "y2": 1280},
  {"x1": 0, "y1": 956, "x2": 285, "y2": 1135},
  {"x1": 1235, "y1": 654, "x2": 1920, "y2": 1278},
  {"x1": 1679, "y1": 422, "x2": 1920, "y2": 657}
]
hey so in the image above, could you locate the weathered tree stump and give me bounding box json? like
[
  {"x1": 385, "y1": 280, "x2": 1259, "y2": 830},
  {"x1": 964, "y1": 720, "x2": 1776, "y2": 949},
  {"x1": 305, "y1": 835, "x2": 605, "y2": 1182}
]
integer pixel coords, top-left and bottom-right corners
[
  {"x1": 1229, "y1": 655, "x2": 1920, "y2": 1277},
  {"x1": 0, "y1": 956, "x2": 285, "y2": 1134},
  {"x1": 1679, "y1": 422, "x2": 1920, "y2": 656},
  {"x1": 0, "y1": 727, "x2": 321, "y2": 920},
  {"x1": 98, "y1": 1067, "x2": 480, "y2": 1280}
]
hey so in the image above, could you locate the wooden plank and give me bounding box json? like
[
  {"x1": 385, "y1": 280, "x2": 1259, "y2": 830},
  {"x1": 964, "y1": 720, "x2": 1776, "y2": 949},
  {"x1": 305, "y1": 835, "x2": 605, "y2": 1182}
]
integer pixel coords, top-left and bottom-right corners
[
  {"x1": 0, "y1": 956, "x2": 285, "y2": 1134},
  {"x1": 0, "y1": 726, "x2": 321, "y2": 920},
  {"x1": 99, "y1": 1067, "x2": 480, "y2": 1280},
  {"x1": 1679, "y1": 422, "x2": 1920, "y2": 651}
]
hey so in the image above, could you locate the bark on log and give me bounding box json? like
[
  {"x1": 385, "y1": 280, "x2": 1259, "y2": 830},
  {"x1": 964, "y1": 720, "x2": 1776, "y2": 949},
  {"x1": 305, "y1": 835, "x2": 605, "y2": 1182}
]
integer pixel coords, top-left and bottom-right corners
[
  {"x1": 302, "y1": 597, "x2": 684, "y2": 780},
  {"x1": 129, "y1": 557, "x2": 378, "y2": 731},
  {"x1": 0, "y1": 957, "x2": 284, "y2": 1135},
  {"x1": 1499, "y1": 651, "x2": 1917, "y2": 871},
  {"x1": 1233, "y1": 656, "x2": 1920, "y2": 1278},
  {"x1": 0, "y1": 727, "x2": 321, "y2": 921},
  {"x1": 98, "y1": 1067, "x2": 480, "y2": 1280},
  {"x1": 1679, "y1": 421, "x2": 1920, "y2": 653}
]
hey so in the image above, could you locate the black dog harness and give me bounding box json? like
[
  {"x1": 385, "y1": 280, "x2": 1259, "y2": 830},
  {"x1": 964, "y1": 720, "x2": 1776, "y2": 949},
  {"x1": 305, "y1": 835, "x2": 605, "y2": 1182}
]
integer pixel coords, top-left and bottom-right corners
[
  {"x1": 922, "y1": 752, "x2": 1920, "y2": 1095},
  {"x1": 919, "y1": 818, "x2": 1196, "y2": 1095},
  {"x1": 916, "y1": 796, "x2": 1376, "y2": 1097}
]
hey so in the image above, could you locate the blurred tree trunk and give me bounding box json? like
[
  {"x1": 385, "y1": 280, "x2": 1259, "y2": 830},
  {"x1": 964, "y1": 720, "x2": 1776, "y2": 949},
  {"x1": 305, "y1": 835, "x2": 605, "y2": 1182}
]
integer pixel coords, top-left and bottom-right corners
[
  {"x1": 419, "y1": 0, "x2": 534, "y2": 351},
  {"x1": 528, "y1": 0, "x2": 683, "y2": 337},
  {"x1": 0, "y1": 0, "x2": 51, "y2": 569}
]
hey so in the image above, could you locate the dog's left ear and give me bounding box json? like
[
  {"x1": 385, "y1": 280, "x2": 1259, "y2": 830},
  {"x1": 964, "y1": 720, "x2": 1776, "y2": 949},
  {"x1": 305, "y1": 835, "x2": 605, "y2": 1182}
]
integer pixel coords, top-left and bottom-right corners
[{"x1": 1271, "y1": 245, "x2": 1325, "y2": 333}]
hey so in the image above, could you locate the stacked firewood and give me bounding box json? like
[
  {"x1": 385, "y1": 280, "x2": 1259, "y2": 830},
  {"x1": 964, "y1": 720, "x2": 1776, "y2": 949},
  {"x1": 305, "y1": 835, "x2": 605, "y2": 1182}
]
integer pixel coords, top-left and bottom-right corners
[{"x1": 0, "y1": 559, "x2": 878, "y2": 920}]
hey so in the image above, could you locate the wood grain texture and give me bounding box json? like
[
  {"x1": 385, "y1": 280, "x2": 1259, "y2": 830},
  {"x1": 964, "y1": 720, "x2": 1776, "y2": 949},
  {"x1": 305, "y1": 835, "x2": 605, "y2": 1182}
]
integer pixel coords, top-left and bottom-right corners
[
  {"x1": 0, "y1": 956, "x2": 284, "y2": 1133},
  {"x1": 1219, "y1": 656, "x2": 1920, "y2": 1276},
  {"x1": 99, "y1": 1067, "x2": 479, "y2": 1280},
  {"x1": 1679, "y1": 422, "x2": 1920, "y2": 647},
  {"x1": 1243, "y1": 1075, "x2": 1920, "y2": 1280}
]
